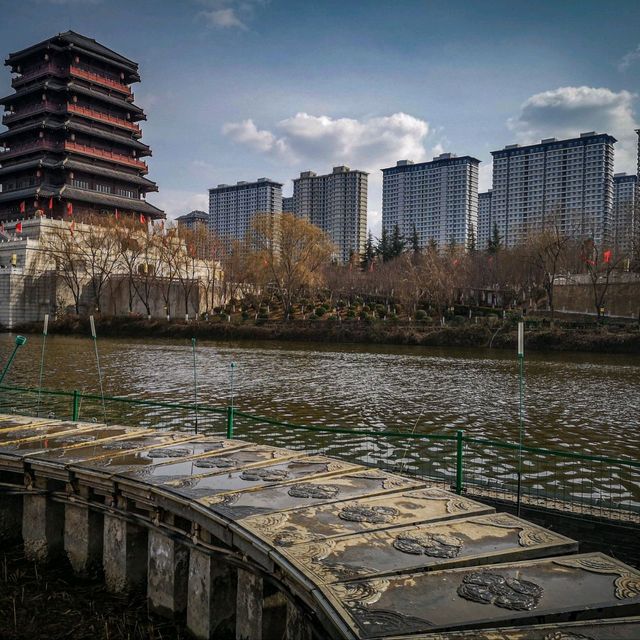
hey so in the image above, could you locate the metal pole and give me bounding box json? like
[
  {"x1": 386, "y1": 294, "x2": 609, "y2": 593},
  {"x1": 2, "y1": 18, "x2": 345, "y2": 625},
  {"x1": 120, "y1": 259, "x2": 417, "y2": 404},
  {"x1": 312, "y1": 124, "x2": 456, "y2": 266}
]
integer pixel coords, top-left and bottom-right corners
[
  {"x1": 226, "y1": 362, "x2": 236, "y2": 439},
  {"x1": 72, "y1": 389, "x2": 80, "y2": 421},
  {"x1": 192, "y1": 337, "x2": 198, "y2": 434},
  {"x1": 0, "y1": 335, "x2": 27, "y2": 385},
  {"x1": 516, "y1": 321, "x2": 525, "y2": 517},
  {"x1": 90, "y1": 316, "x2": 107, "y2": 425},
  {"x1": 36, "y1": 315, "x2": 48, "y2": 417},
  {"x1": 456, "y1": 430, "x2": 464, "y2": 495}
]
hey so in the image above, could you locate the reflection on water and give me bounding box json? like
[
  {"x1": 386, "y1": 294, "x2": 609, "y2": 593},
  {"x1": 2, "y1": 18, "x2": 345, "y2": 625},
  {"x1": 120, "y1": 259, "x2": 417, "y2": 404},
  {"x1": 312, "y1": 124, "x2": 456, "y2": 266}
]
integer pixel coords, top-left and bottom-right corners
[{"x1": 1, "y1": 333, "x2": 639, "y2": 507}]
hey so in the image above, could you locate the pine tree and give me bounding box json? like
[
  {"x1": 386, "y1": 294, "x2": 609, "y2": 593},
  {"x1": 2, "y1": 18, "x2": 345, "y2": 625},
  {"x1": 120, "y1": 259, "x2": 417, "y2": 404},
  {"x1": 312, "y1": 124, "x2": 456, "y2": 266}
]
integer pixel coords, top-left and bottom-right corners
[
  {"x1": 377, "y1": 227, "x2": 390, "y2": 261},
  {"x1": 487, "y1": 222, "x2": 502, "y2": 255},
  {"x1": 411, "y1": 225, "x2": 420, "y2": 254},
  {"x1": 390, "y1": 224, "x2": 406, "y2": 258},
  {"x1": 467, "y1": 223, "x2": 477, "y2": 253},
  {"x1": 361, "y1": 231, "x2": 376, "y2": 270}
]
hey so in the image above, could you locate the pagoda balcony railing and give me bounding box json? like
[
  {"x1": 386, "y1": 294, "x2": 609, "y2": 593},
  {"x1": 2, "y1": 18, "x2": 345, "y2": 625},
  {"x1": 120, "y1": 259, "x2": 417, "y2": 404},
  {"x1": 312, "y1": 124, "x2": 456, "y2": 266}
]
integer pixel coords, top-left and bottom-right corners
[
  {"x1": 0, "y1": 140, "x2": 60, "y2": 159},
  {"x1": 12, "y1": 63, "x2": 66, "y2": 86},
  {"x1": 64, "y1": 141, "x2": 148, "y2": 172},
  {"x1": 66, "y1": 103, "x2": 141, "y2": 135},
  {"x1": 69, "y1": 66, "x2": 132, "y2": 97},
  {"x1": 2, "y1": 101, "x2": 64, "y2": 124}
]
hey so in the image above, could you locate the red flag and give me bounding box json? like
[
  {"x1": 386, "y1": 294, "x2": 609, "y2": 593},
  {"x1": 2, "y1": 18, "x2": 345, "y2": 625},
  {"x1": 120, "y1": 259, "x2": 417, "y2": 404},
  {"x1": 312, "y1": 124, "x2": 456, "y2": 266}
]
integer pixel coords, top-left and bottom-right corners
[
  {"x1": 453, "y1": 259, "x2": 460, "y2": 267},
  {"x1": 603, "y1": 250, "x2": 612, "y2": 263},
  {"x1": 140, "y1": 214, "x2": 146, "y2": 225},
  {"x1": 114, "y1": 209, "x2": 120, "y2": 220},
  {"x1": 15, "y1": 221, "x2": 22, "y2": 234},
  {"x1": 189, "y1": 244, "x2": 196, "y2": 257},
  {"x1": 66, "y1": 202, "x2": 73, "y2": 217},
  {"x1": 69, "y1": 220, "x2": 75, "y2": 236},
  {"x1": 48, "y1": 197, "x2": 53, "y2": 210},
  {"x1": 19, "y1": 201, "x2": 26, "y2": 214}
]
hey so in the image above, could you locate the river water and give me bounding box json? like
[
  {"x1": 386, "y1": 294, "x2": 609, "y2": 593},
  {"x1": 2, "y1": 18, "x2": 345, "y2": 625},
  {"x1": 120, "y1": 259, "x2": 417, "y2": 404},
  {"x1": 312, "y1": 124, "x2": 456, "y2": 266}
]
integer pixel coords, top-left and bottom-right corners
[{"x1": 1, "y1": 333, "x2": 639, "y2": 507}]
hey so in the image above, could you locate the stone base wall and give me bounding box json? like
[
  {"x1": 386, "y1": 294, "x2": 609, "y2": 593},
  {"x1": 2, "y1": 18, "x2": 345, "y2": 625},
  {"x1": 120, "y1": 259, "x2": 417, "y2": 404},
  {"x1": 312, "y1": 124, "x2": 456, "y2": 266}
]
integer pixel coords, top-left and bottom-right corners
[{"x1": 554, "y1": 277, "x2": 640, "y2": 318}]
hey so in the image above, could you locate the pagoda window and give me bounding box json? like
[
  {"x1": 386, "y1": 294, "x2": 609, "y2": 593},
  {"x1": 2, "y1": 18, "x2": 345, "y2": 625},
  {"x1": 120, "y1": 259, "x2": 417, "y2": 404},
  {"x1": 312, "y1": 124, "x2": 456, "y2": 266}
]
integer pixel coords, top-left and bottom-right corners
[
  {"x1": 96, "y1": 183, "x2": 112, "y2": 194},
  {"x1": 117, "y1": 187, "x2": 136, "y2": 198},
  {"x1": 72, "y1": 178, "x2": 90, "y2": 189}
]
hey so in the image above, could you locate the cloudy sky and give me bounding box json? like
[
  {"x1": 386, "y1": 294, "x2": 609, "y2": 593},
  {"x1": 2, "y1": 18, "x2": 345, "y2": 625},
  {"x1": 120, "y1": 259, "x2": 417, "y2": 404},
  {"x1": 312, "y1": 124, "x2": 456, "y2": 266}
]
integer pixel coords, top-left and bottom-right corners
[{"x1": 2, "y1": 0, "x2": 640, "y2": 234}]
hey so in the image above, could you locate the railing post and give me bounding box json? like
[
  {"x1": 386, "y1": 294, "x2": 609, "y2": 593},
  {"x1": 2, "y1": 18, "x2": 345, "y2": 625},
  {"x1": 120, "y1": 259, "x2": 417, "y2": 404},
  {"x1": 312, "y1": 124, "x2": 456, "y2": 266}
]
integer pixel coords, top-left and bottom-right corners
[
  {"x1": 72, "y1": 389, "x2": 80, "y2": 421},
  {"x1": 226, "y1": 406, "x2": 234, "y2": 439},
  {"x1": 456, "y1": 430, "x2": 464, "y2": 495}
]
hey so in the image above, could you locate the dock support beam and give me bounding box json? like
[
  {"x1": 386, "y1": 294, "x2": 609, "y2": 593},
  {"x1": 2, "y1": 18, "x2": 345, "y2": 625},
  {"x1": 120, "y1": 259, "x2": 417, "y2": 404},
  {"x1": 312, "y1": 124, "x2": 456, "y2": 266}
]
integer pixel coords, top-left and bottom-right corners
[
  {"x1": 187, "y1": 548, "x2": 237, "y2": 639},
  {"x1": 0, "y1": 494, "x2": 22, "y2": 543},
  {"x1": 64, "y1": 503, "x2": 103, "y2": 574},
  {"x1": 236, "y1": 568, "x2": 264, "y2": 640},
  {"x1": 103, "y1": 514, "x2": 147, "y2": 592},
  {"x1": 22, "y1": 484, "x2": 64, "y2": 562},
  {"x1": 148, "y1": 529, "x2": 189, "y2": 617}
]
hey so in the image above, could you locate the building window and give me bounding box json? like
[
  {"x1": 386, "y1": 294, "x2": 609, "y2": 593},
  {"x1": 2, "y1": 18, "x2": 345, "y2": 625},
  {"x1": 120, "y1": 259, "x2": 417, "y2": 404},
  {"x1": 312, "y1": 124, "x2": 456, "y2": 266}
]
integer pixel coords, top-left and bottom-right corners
[
  {"x1": 96, "y1": 184, "x2": 111, "y2": 193},
  {"x1": 72, "y1": 178, "x2": 89, "y2": 189},
  {"x1": 117, "y1": 188, "x2": 135, "y2": 198}
]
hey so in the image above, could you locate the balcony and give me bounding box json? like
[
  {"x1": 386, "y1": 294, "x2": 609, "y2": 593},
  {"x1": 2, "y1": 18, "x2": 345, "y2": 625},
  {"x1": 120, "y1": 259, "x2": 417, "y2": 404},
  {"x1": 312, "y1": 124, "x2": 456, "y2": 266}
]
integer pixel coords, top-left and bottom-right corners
[
  {"x1": 11, "y1": 63, "x2": 67, "y2": 87},
  {"x1": 70, "y1": 66, "x2": 132, "y2": 97},
  {"x1": 66, "y1": 103, "x2": 141, "y2": 136},
  {"x1": 64, "y1": 141, "x2": 148, "y2": 172},
  {"x1": 2, "y1": 101, "x2": 64, "y2": 125},
  {"x1": 0, "y1": 140, "x2": 60, "y2": 159}
]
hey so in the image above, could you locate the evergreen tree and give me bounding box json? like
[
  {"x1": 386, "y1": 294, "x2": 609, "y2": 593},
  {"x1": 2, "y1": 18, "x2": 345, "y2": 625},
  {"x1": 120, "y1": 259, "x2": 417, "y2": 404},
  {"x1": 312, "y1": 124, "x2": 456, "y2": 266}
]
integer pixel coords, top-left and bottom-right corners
[
  {"x1": 361, "y1": 231, "x2": 376, "y2": 270},
  {"x1": 390, "y1": 224, "x2": 406, "y2": 258},
  {"x1": 467, "y1": 223, "x2": 477, "y2": 253},
  {"x1": 376, "y1": 227, "x2": 391, "y2": 261},
  {"x1": 411, "y1": 225, "x2": 420, "y2": 254},
  {"x1": 487, "y1": 222, "x2": 502, "y2": 255},
  {"x1": 427, "y1": 238, "x2": 439, "y2": 253}
]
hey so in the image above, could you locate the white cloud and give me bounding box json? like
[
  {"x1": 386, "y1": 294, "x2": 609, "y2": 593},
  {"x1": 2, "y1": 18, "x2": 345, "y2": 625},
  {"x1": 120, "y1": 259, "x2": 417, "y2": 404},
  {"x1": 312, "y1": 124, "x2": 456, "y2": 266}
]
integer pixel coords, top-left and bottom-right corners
[
  {"x1": 201, "y1": 8, "x2": 247, "y2": 30},
  {"x1": 619, "y1": 44, "x2": 640, "y2": 71},
  {"x1": 223, "y1": 111, "x2": 431, "y2": 169},
  {"x1": 508, "y1": 86, "x2": 639, "y2": 173},
  {"x1": 478, "y1": 162, "x2": 493, "y2": 193},
  {"x1": 147, "y1": 189, "x2": 208, "y2": 221}
]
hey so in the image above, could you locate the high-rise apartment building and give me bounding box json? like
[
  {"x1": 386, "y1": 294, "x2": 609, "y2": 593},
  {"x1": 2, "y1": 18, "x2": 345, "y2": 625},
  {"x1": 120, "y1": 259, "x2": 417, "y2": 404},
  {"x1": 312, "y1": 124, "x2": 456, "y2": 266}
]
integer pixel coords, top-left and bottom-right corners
[
  {"x1": 292, "y1": 166, "x2": 367, "y2": 263},
  {"x1": 613, "y1": 173, "x2": 637, "y2": 256},
  {"x1": 0, "y1": 31, "x2": 163, "y2": 222},
  {"x1": 282, "y1": 196, "x2": 294, "y2": 213},
  {"x1": 477, "y1": 190, "x2": 493, "y2": 250},
  {"x1": 208, "y1": 178, "x2": 282, "y2": 247},
  {"x1": 490, "y1": 132, "x2": 615, "y2": 247},
  {"x1": 176, "y1": 209, "x2": 207, "y2": 231},
  {"x1": 381, "y1": 153, "x2": 479, "y2": 249}
]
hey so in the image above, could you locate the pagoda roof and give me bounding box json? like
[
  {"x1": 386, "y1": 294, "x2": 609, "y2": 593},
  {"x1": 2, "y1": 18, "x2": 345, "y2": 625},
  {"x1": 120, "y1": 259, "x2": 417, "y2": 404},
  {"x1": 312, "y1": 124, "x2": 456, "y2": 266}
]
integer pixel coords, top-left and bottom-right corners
[
  {"x1": 6, "y1": 32, "x2": 140, "y2": 80},
  {"x1": 62, "y1": 159, "x2": 158, "y2": 190},
  {"x1": 60, "y1": 186, "x2": 165, "y2": 218},
  {"x1": 0, "y1": 78, "x2": 67, "y2": 104},
  {"x1": 0, "y1": 184, "x2": 58, "y2": 204},
  {"x1": 0, "y1": 156, "x2": 59, "y2": 176}
]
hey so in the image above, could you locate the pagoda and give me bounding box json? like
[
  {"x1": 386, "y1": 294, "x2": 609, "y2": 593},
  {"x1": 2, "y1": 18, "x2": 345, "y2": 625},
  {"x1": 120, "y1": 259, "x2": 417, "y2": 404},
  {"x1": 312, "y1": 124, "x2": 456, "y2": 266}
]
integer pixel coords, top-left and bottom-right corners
[{"x1": 0, "y1": 31, "x2": 164, "y2": 222}]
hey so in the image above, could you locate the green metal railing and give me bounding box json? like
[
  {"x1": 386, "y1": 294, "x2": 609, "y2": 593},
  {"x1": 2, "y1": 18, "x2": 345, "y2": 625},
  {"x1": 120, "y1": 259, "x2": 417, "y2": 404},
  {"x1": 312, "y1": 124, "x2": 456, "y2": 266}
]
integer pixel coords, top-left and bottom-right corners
[{"x1": 1, "y1": 384, "x2": 638, "y2": 522}]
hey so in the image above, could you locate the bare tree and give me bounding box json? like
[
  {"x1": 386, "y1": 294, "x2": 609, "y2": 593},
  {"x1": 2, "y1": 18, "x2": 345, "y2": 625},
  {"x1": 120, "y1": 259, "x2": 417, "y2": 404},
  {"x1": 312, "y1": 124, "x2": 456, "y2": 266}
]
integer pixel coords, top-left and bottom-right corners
[
  {"x1": 252, "y1": 212, "x2": 334, "y2": 319},
  {"x1": 580, "y1": 238, "x2": 625, "y2": 320}
]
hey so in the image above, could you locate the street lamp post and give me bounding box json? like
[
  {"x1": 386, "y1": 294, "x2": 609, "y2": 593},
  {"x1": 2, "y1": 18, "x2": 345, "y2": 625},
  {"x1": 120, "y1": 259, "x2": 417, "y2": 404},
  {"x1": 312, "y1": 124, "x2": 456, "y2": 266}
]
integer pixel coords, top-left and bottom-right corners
[{"x1": 0, "y1": 335, "x2": 27, "y2": 385}]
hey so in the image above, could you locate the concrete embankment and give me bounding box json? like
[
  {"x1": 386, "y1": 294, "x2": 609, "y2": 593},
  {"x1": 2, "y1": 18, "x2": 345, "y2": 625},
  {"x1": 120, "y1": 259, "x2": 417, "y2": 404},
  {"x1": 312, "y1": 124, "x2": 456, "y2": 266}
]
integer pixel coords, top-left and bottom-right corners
[{"x1": 6, "y1": 316, "x2": 640, "y2": 354}]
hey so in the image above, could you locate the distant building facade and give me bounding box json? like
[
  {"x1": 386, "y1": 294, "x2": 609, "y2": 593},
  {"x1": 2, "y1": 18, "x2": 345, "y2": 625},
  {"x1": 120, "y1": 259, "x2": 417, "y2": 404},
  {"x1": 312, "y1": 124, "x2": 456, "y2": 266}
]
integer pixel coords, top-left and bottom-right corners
[
  {"x1": 176, "y1": 209, "x2": 207, "y2": 231},
  {"x1": 613, "y1": 173, "x2": 637, "y2": 256},
  {"x1": 282, "y1": 196, "x2": 294, "y2": 213},
  {"x1": 477, "y1": 190, "x2": 493, "y2": 250},
  {"x1": 292, "y1": 166, "x2": 367, "y2": 263},
  {"x1": 208, "y1": 178, "x2": 283, "y2": 247},
  {"x1": 490, "y1": 132, "x2": 616, "y2": 247},
  {"x1": 381, "y1": 153, "x2": 479, "y2": 249}
]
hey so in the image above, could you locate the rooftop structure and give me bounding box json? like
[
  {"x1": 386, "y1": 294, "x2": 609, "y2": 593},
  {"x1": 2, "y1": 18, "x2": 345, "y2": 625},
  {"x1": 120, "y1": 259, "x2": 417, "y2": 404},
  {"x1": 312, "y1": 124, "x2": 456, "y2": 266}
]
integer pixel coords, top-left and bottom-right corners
[{"x1": 0, "y1": 31, "x2": 163, "y2": 223}]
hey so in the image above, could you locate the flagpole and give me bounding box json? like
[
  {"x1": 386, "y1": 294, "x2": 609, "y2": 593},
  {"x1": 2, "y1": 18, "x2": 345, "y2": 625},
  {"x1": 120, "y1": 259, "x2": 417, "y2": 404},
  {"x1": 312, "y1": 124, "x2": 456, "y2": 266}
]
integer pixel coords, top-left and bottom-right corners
[{"x1": 36, "y1": 314, "x2": 49, "y2": 417}]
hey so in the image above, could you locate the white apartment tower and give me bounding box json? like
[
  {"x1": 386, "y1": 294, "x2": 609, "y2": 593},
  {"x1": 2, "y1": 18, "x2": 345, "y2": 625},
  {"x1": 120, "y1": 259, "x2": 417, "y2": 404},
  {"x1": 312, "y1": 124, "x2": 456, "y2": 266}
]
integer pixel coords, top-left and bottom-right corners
[
  {"x1": 613, "y1": 173, "x2": 637, "y2": 256},
  {"x1": 381, "y1": 153, "x2": 479, "y2": 249},
  {"x1": 208, "y1": 178, "x2": 283, "y2": 247},
  {"x1": 490, "y1": 132, "x2": 616, "y2": 247},
  {"x1": 477, "y1": 190, "x2": 493, "y2": 250},
  {"x1": 292, "y1": 166, "x2": 368, "y2": 263}
]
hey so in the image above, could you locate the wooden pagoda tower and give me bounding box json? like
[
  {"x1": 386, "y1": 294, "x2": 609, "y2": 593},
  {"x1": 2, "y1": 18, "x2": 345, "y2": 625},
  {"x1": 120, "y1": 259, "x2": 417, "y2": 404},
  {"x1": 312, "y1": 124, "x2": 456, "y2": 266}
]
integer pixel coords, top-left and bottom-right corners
[{"x1": 0, "y1": 31, "x2": 164, "y2": 222}]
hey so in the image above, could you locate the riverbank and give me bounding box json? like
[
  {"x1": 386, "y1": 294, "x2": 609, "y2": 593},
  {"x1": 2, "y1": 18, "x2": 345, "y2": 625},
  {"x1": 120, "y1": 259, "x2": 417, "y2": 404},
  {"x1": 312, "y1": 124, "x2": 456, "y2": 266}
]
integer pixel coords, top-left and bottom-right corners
[{"x1": 7, "y1": 316, "x2": 640, "y2": 354}]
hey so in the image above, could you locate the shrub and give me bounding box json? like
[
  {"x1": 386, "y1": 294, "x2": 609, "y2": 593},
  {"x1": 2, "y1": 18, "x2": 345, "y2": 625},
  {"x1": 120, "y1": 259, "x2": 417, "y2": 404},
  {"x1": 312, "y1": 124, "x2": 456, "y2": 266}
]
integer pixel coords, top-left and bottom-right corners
[
  {"x1": 415, "y1": 309, "x2": 428, "y2": 321},
  {"x1": 314, "y1": 306, "x2": 326, "y2": 317}
]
